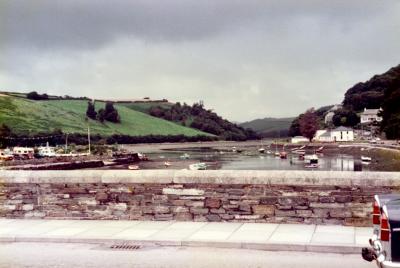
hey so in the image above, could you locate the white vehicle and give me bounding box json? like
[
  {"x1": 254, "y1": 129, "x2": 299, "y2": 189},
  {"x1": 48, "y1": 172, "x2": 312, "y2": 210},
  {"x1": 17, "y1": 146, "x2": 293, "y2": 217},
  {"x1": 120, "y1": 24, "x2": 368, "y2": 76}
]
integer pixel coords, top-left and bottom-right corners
[
  {"x1": 13, "y1": 147, "x2": 34, "y2": 159},
  {"x1": 37, "y1": 146, "x2": 56, "y2": 157}
]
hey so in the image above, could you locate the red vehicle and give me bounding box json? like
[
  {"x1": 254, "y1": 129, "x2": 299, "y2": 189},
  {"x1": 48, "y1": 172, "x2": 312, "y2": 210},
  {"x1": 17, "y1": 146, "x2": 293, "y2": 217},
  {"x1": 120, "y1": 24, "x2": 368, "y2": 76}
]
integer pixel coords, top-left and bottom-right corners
[
  {"x1": 362, "y1": 194, "x2": 400, "y2": 267},
  {"x1": 0, "y1": 149, "x2": 14, "y2": 161}
]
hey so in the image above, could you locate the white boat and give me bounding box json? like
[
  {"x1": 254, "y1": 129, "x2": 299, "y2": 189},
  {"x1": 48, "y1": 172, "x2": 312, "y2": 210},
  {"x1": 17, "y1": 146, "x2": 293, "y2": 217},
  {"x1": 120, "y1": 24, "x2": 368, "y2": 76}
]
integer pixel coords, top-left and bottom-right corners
[
  {"x1": 361, "y1": 156, "x2": 372, "y2": 162},
  {"x1": 128, "y1": 165, "x2": 140, "y2": 170},
  {"x1": 180, "y1": 153, "x2": 190, "y2": 159},
  {"x1": 189, "y1": 163, "x2": 207, "y2": 170},
  {"x1": 37, "y1": 143, "x2": 56, "y2": 157},
  {"x1": 258, "y1": 148, "x2": 265, "y2": 153},
  {"x1": 305, "y1": 163, "x2": 319, "y2": 169},
  {"x1": 164, "y1": 161, "x2": 171, "y2": 167},
  {"x1": 304, "y1": 154, "x2": 319, "y2": 164}
]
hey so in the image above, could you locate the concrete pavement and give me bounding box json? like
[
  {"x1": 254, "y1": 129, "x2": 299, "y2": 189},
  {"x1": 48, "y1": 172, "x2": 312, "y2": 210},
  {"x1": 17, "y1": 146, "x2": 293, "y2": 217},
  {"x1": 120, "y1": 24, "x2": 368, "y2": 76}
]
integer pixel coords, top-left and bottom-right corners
[
  {"x1": 0, "y1": 242, "x2": 375, "y2": 268},
  {"x1": 0, "y1": 219, "x2": 372, "y2": 254}
]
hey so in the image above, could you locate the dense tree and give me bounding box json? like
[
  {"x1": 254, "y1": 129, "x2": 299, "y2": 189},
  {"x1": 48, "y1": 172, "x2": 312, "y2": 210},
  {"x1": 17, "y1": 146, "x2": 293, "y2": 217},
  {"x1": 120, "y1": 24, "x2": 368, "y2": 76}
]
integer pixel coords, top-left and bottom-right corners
[
  {"x1": 86, "y1": 101, "x2": 97, "y2": 120},
  {"x1": 148, "y1": 101, "x2": 259, "y2": 141},
  {"x1": 288, "y1": 115, "x2": 303, "y2": 137},
  {"x1": 0, "y1": 124, "x2": 11, "y2": 137},
  {"x1": 97, "y1": 108, "x2": 106, "y2": 123},
  {"x1": 381, "y1": 88, "x2": 400, "y2": 139},
  {"x1": 299, "y1": 109, "x2": 318, "y2": 141},
  {"x1": 332, "y1": 109, "x2": 360, "y2": 127},
  {"x1": 27, "y1": 91, "x2": 49, "y2": 100},
  {"x1": 104, "y1": 102, "x2": 120, "y2": 123}
]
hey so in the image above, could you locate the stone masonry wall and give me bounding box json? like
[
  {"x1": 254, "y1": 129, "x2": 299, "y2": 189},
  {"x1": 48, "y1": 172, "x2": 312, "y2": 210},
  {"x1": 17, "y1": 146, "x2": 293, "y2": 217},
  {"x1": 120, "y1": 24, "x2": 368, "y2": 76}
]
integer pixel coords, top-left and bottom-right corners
[{"x1": 1, "y1": 170, "x2": 400, "y2": 226}]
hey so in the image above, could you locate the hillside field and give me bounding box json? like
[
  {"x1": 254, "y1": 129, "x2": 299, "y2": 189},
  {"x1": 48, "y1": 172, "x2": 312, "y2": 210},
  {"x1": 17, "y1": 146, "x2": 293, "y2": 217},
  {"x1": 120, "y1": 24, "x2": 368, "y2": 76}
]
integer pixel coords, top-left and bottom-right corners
[{"x1": 0, "y1": 95, "x2": 209, "y2": 137}]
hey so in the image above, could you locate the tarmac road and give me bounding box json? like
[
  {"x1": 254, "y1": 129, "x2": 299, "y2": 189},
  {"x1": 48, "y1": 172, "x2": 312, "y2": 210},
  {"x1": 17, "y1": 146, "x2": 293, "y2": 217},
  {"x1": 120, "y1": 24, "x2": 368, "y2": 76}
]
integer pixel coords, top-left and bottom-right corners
[{"x1": 0, "y1": 242, "x2": 376, "y2": 268}]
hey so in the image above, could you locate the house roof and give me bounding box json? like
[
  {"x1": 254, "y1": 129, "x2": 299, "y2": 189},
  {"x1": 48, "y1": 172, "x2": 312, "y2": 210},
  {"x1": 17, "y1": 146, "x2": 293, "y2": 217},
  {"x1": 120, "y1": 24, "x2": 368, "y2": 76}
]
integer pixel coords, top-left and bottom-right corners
[
  {"x1": 361, "y1": 109, "x2": 381, "y2": 116},
  {"x1": 333, "y1": 126, "x2": 353, "y2": 132},
  {"x1": 293, "y1": 136, "x2": 308, "y2": 139},
  {"x1": 319, "y1": 131, "x2": 332, "y2": 138}
]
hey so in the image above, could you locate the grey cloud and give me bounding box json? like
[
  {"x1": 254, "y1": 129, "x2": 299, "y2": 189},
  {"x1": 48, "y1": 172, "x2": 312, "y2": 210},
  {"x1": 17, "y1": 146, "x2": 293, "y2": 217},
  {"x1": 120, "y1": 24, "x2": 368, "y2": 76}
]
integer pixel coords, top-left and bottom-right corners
[
  {"x1": 0, "y1": 0, "x2": 393, "y2": 50},
  {"x1": 0, "y1": 0, "x2": 400, "y2": 121}
]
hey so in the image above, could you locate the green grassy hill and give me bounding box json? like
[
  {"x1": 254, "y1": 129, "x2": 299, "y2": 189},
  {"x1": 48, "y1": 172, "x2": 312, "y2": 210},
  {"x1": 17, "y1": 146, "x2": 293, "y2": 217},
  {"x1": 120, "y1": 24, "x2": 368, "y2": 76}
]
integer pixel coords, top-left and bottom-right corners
[
  {"x1": 239, "y1": 117, "x2": 294, "y2": 134},
  {"x1": 0, "y1": 94, "x2": 210, "y2": 137},
  {"x1": 119, "y1": 101, "x2": 173, "y2": 114}
]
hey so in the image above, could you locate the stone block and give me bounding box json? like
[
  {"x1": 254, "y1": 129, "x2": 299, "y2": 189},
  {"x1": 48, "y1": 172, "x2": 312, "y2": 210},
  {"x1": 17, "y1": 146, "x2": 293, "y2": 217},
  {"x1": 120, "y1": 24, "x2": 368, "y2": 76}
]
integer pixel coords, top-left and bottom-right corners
[
  {"x1": 185, "y1": 201, "x2": 204, "y2": 207},
  {"x1": 239, "y1": 203, "x2": 251, "y2": 212},
  {"x1": 162, "y1": 188, "x2": 205, "y2": 196},
  {"x1": 312, "y1": 208, "x2": 330, "y2": 218},
  {"x1": 252, "y1": 205, "x2": 275, "y2": 216},
  {"x1": 210, "y1": 208, "x2": 226, "y2": 214},
  {"x1": 234, "y1": 215, "x2": 261, "y2": 220},
  {"x1": 206, "y1": 214, "x2": 221, "y2": 222},
  {"x1": 154, "y1": 213, "x2": 173, "y2": 221},
  {"x1": 319, "y1": 196, "x2": 334, "y2": 203},
  {"x1": 175, "y1": 212, "x2": 193, "y2": 221},
  {"x1": 171, "y1": 200, "x2": 186, "y2": 206},
  {"x1": 190, "y1": 207, "x2": 209, "y2": 215},
  {"x1": 310, "y1": 202, "x2": 344, "y2": 209},
  {"x1": 329, "y1": 209, "x2": 352, "y2": 218},
  {"x1": 205, "y1": 198, "x2": 221, "y2": 208},
  {"x1": 22, "y1": 204, "x2": 34, "y2": 211},
  {"x1": 154, "y1": 206, "x2": 170, "y2": 214},
  {"x1": 296, "y1": 210, "x2": 312, "y2": 217},
  {"x1": 95, "y1": 192, "x2": 108, "y2": 202},
  {"x1": 171, "y1": 206, "x2": 189, "y2": 213},
  {"x1": 113, "y1": 203, "x2": 127, "y2": 211},
  {"x1": 352, "y1": 208, "x2": 370, "y2": 218},
  {"x1": 275, "y1": 210, "x2": 296, "y2": 217},
  {"x1": 334, "y1": 195, "x2": 352, "y2": 203}
]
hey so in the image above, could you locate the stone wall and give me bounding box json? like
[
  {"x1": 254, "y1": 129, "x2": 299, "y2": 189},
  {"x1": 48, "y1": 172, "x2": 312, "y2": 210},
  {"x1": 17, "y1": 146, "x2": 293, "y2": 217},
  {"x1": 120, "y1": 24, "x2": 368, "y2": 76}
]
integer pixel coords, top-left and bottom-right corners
[{"x1": 1, "y1": 170, "x2": 400, "y2": 226}]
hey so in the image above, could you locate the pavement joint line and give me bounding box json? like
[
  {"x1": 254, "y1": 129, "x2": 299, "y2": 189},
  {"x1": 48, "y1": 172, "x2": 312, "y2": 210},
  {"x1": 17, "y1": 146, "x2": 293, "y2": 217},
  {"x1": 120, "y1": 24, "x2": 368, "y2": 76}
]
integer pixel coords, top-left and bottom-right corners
[
  {"x1": 265, "y1": 224, "x2": 279, "y2": 242},
  {"x1": 309, "y1": 224, "x2": 318, "y2": 244},
  {"x1": 265, "y1": 223, "x2": 280, "y2": 242},
  {"x1": 224, "y1": 223, "x2": 244, "y2": 241}
]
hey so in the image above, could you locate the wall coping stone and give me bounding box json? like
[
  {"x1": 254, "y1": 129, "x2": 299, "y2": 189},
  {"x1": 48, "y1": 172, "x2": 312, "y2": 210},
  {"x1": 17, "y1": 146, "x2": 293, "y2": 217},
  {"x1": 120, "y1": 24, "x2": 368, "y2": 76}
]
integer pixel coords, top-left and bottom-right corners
[{"x1": 1, "y1": 170, "x2": 400, "y2": 186}]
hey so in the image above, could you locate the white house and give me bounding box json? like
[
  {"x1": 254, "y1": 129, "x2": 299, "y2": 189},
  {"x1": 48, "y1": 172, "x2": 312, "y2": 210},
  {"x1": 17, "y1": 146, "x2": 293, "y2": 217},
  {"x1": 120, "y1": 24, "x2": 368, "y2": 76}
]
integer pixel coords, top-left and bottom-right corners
[
  {"x1": 291, "y1": 136, "x2": 309, "y2": 144},
  {"x1": 313, "y1": 127, "x2": 354, "y2": 142},
  {"x1": 360, "y1": 108, "x2": 383, "y2": 124},
  {"x1": 331, "y1": 126, "x2": 354, "y2": 142}
]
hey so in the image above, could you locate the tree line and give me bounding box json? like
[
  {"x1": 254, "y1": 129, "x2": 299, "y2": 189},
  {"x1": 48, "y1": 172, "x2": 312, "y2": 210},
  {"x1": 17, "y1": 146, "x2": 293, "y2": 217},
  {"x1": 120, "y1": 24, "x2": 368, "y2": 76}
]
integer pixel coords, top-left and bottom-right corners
[
  {"x1": 86, "y1": 101, "x2": 121, "y2": 123},
  {"x1": 148, "y1": 102, "x2": 259, "y2": 141}
]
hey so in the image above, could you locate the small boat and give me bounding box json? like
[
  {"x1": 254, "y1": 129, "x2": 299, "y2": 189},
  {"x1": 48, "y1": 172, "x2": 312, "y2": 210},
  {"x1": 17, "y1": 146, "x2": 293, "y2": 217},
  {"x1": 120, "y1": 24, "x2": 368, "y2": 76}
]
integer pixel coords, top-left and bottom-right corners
[
  {"x1": 305, "y1": 154, "x2": 319, "y2": 164},
  {"x1": 164, "y1": 161, "x2": 171, "y2": 167},
  {"x1": 266, "y1": 150, "x2": 272, "y2": 154},
  {"x1": 258, "y1": 148, "x2": 265, "y2": 153},
  {"x1": 128, "y1": 165, "x2": 140, "y2": 170},
  {"x1": 305, "y1": 163, "x2": 319, "y2": 169},
  {"x1": 180, "y1": 153, "x2": 190, "y2": 159},
  {"x1": 189, "y1": 162, "x2": 207, "y2": 170},
  {"x1": 279, "y1": 152, "x2": 287, "y2": 159},
  {"x1": 361, "y1": 156, "x2": 372, "y2": 162}
]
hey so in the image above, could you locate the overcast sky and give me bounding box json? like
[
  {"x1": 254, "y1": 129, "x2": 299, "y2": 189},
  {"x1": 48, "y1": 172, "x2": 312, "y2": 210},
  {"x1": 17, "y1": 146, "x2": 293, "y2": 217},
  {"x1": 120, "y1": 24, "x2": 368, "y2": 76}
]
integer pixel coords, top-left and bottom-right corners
[{"x1": 1, "y1": 0, "x2": 400, "y2": 122}]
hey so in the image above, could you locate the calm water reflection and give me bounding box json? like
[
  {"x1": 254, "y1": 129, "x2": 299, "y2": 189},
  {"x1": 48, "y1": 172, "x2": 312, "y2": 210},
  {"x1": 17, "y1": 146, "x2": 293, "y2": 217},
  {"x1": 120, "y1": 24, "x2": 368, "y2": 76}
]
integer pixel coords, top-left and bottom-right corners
[{"x1": 146, "y1": 149, "x2": 365, "y2": 171}]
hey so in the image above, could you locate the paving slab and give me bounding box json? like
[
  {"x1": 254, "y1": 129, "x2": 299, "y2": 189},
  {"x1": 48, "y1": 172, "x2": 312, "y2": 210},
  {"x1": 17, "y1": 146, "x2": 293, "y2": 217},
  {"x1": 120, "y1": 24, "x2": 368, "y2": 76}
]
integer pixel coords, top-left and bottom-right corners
[
  {"x1": 228, "y1": 223, "x2": 278, "y2": 243},
  {"x1": 268, "y1": 224, "x2": 315, "y2": 244},
  {"x1": 0, "y1": 219, "x2": 373, "y2": 254}
]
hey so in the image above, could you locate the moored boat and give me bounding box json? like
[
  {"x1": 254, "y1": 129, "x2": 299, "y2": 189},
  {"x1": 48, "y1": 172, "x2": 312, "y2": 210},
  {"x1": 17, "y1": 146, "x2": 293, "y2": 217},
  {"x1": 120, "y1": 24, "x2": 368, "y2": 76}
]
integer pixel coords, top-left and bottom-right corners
[
  {"x1": 189, "y1": 162, "x2": 207, "y2": 170},
  {"x1": 361, "y1": 156, "x2": 372, "y2": 162}
]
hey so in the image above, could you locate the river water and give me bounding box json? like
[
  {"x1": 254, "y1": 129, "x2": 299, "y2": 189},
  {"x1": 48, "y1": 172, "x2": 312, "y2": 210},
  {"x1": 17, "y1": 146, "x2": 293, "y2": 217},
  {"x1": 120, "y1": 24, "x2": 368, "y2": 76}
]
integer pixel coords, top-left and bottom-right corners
[{"x1": 140, "y1": 148, "x2": 368, "y2": 171}]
